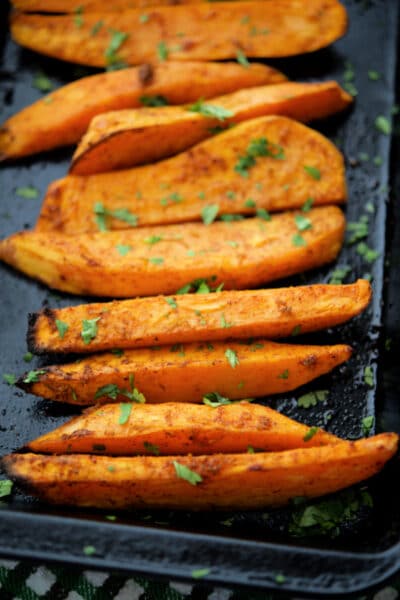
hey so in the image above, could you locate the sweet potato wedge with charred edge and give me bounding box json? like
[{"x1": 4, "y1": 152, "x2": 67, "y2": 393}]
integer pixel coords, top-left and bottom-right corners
[
  {"x1": 70, "y1": 81, "x2": 352, "y2": 174},
  {"x1": 3, "y1": 434, "x2": 397, "y2": 510},
  {"x1": 18, "y1": 339, "x2": 352, "y2": 405},
  {"x1": 26, "y1": 401, "x2": 340, "y2": 455},
  {"x1": 10, "y1": 1, "x2": 348, "y2": 68},
  {"x1": 0, "y1": 62, "x2": 286, "y2": 161},
  {"x1": 27, "y1": 280, "x2": 371, "y2": 355},
  {"x1": 37, "y1": 116, "x2": 346, "y2": 233},
  {"x1": 0, "y1": 207, "x2": 345, "y2": 297},
  {"x1": 12, "y1": 0, "x2": 231, "y2": 11}
]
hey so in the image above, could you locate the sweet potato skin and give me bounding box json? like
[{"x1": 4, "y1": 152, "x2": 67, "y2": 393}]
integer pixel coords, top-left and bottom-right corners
[
  {"x1": 26, "y1": 401, "x2": 340, "y2": 455},
  {"x1": 28, "y1": 280, "x2": 371, "y2": 355},
  {"x1": 0, "y1": 207, "x2": 345, "y2": 297},
  {"x1": 0, "y1": 62, "x2": 286, "y2": 161},
  {"x1": 3, "y1": 434, "x2": 397, "y2": 509},
  {"x1": 70, "y1": 82, "x2": 352, "y2": 174},
  {"x1": 10, "y1": 1, "x2": 348, "y2": 67},
  {"x1": 19, "y1": 340, "x2": 352, "y2": 405},
  {"x1": 38, "y1": 116, "x2": 347, "y2": 233}
]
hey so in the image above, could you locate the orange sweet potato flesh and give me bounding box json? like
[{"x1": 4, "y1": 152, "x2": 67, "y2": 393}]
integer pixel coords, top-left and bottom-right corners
[
  {"x1": 3, "y1": 434, "x2": 397, "y2": 510},
  {"x1": 0, "y1": 62, "x2": 286, "y2": 161},
  {"x1": 28, "y1": 280, "x2": 371, "y2": 355},
  {"x1": 13, "y1": 0, "x2": 210, "y2": 10},
  {"x1": 10, "y1": 1, "x2": 348, "y2": 67},
  {"x1": 18, "y1": 340, "x2": 352, "y2": 405},
  {"x1": 26, "y1": 401, "x2": 340, "y2": 455},
  {"x1": 70, "y1": 81, "x2": 352, "y2": 174},
  {"x1": 0, "y1": 206, "x2": 345, "y2": 297},
  {"x1": 37, "y1": 116, "x2": 346, "y2": 233}
]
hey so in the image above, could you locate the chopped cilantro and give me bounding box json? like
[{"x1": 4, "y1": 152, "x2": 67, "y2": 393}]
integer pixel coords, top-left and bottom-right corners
[
  {"x1": 81, "y1": 317, "x2": 100, "y2": 345},
  {"x1": 139, "y1": 13, "x2": 149, "y2": 23},
  {"x1": 0, "y1": 480, "x2": 13, "y2": 498},
  {"x1": 23, "y1": 369, "x2": 46, "y2": 383},
  {"x1": 176, "y1": 277, "x2": 222, "y2": 294},
  {"x1": 247, "y1": 445, "x2": 255, "y2": 453},
  {"x1": 23, "y1": 352, "x2": 33, "y2": 363},
  {"x1": 201, "y1": 204, "x2": 219, "y2": 225},
  {"x1": 188, "y1": 99, "x2": 233, "y2": 121},
  {"x1": 359, "y1": 152, "x2": 369, "y2": 162},
  {"x1": 3, "y1": 373, "x2": 17, "y2": 385},
  {"x1": 55, "y1": 319, "x2": 69, "y2": 339},
  {"x1": 198, "y1": 191, "x2": 206, "y2": 200},
  {"x1": 83, "y1": 545, "x2": 96, "y2": 556},
  {"x1": 368, "y1": 70, "x2": 380, "y2": 81},
  {"x1": 329, "y1": 265, "x2": 351, "y2": 284},
  {"x1": 256, "y1": 208, "x2": 271, "y2": 221},
  {"x1": 302, "y1": 197, "x2": 314, "y2": 212},
  {"x1": 111, "y1": 348, "x2": 124, "y2": 357},
  {"x1": 116, "y1": 244, "x2": 132, "y2": 256},
  {"x1": 365, "y1": 202, "x2": 375, "y2": 213},
  {"x1": 297, "y1": 390, "x2": 328, "y2": 408},
  {"x1": 170, "y1": 343, "x2": 185, "y2": 356},
  {"x1": 304, "y1": 426, "x2": 319, "y2": 442},
  {"x1": 275, "y1": 574, "x2": 286, "y2": 585},
  {"x1": 140, "y1": 94, "x2": 168, "y2": 107},
  {"x1": 225, "y1": 348, "x2": 239, "y2": 368},
  {"x1": 104, "y1": 30, "x2": 129, "y2": 69},
  {"x1": 362, "y1": 415, "x2": 374, "y2": 436},
  {"x1": 32, "y1": 71, "x2": 54, "y2": 93},
  {"x1": 220, "y1": 313, "x2": 232, "y2": 328},
  {"x1": 144, "y1": 235, "x2": 163, "y2": 245},
  {"x1": 74, "y1": 5, "x2": 84, "y2": 27},
  {"x1": 291, "y1": 325, "x2": 302, "y2": 336},
  {"x1": 105, "y1": 515, "x2": 117, "y2": 521},
  {"x1": 303, "y1": 165, "x2": 321, "y2": 180},
  {"x1": 364, "y1": 366, "x2": 374, "y2": 387},
  {"x1": 157, "y1": 41, "x2": 169, "y2": 61},
  {"x1": 347, "y1": 216, "x2": 369, "y2": 244},
  {"x1": 15, "y1": 185, "x2": 39, "y2": 199},
  {"x1": 95, "y1": 376, "x2": 145, "y2": 405},
  {"x1": 143, "y1": 441, "x2": 160, "y2": 455},
  {"x1": 375, "y1": 115, "x2": 391, "y2": 135},
  {"x1": 173, "y1": 461, "x2": 202, "y2": 485},
  {"x1": 294, "y1": 214, "x2": 312, "y2": 232},
  {"x1": 203, "y1": 391, "x2": 232, "y2": 407},
  {"x1": 91, "y1": 20, "x2": 103, "y2": 35},
  {"x1": 277, "y1": 369, "x2": 289, "y2": 379},
  {"x1": 236, "y1": 49, "x2": 250, "y2": 68},
  {"x1": 244, "y1": 199, "x2": 256, "y2": 208},
  {"x1": 292, "y1": 233, "x2": 306, "y2": 247},
  {"x1": 356, "y1": 242, "x2": 379, "y2": 263},
  {"x1": 119, "y1": 402, "x2": 132, "y2": 425},
  {"x1": 149, "y1": 257, "x2": 164, "y2": 265},
  {"x1": 373, "y1": 156, "x2": 383, "y2": 166},
  {"x1": 235, "y1": 137, "x2": 285, "y2": 177},
  {"x1": 165, "y1": 297, "x2": 177, "y2": 309},
  {"x1": 226, "y1": 190, "x2": 236, "y2": 199},
  {"x1": 191, "y1": 568, "x2": 210, "y2": 579},
  {"x1": 220, "y1": 214, "x2": 244, "y2": 221},
  {"x1": 94, "y1": 202, "x2": 137, "y2": 230}
]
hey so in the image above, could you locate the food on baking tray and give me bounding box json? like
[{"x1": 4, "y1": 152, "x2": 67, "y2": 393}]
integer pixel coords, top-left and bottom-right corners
[
  {"x1": 70, "y1": 82, "x2": 352, "y2": 174},
  {"x1": 0, "y1": 61, "x2": 286, "y2": 161},
  {"x1": 25, "y1": 401, "x2": 340, "y2": 455},
  {"x1": 3, "y1": 434, "x2": 397, "y2": 509},
  {"x1": 17, "y1": 340, "x2": 352, "y2": 405},
  {"x1": 27, "y1": 280, "x2": 371, "y2": 355},
  {"x1": 37, "y1": 116, "x2": 346, "y2": 232},
  {"x1": 0, "y1": 206, "x2": 345, "y2": 297},
  {"x1": 10, "y1": 0, "x2": 348, "y2": 67}
]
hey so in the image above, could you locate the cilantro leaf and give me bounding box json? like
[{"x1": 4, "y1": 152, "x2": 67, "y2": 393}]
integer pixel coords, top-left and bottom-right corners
[
  {"x1": 119, "y1": 402, "x2": 132, "y2": 425},
  {"x1": 235, "y1": 137, "x2": 285, "y2": 177},
  {"x1": 55, "y1": 319, "x2": 69, "y2": 339},
  {"x1": 362, "y1": 415, "x2": 374, "y2": 436},
  {"x1": 188, "y1": 99, "x2": 233, "y2": 121},
  {"x1": 143, "y1": 441, "x2": 160, "y2": 455},
  {"x1": 292, "y1": 233, "x2": 306, "y2": 247},
  {"x1": 165, "y1": 297, "x2": 177, "y2": 309},
  {"x1": 202, "y1": 391, "x2": 232, "y2": 407},
  {"x1": 3, "y1": 373, "x2": 17, "y2": 385},
  {"x1": 236, "y1": 49, "x2": 249, "y2": 68},
  {"x1": 256, "y1": 208, "x2": 271, "y2": 221},
  {"x1": 201, "y1": 204, "x2": 219, "y2": 225},
  {"x1": 364, "y1": 366, "x2": 374, "y2": 387},
  {"x1": 277, "y1": 369, "x2": 289, "y2": 379},
  {"x1": 94, "y1": 202, "x2": 138, "y2": 231},
  {"x1": 329, "y1": 265, "x2": 351, "y2": 285},
  {"x1": 144, "y1": 235, "x2": 163, "y2": 245},
  {"x1": 15, "y1": 185, "x2": 39, "y2": 199},
  {"x1": 23, "y1": 369, "x2": 46, "y2": 383},
  {"x1": 191, "y1": 568, "x2": 210, "y2": 579},
  {"x1": 297, "y1": 390, "x2": 328, "y2": 408},
  {"x1": 375, "y1": 115, "x2": 391, "y2": 135},
  {"x1": 149, "y1": 257, "x2": 164, "y2": 265},
  {"x1": 140, "y1": 94, "x2": 168, "y2": 107},
  {"x1": 225, "y1": 348, "x2": 239, "y2": 368},
  {"x1": 23, "y1": 352, "x2": 33, "y2": 363},
  {"x1": 303, "y1": 165, "x2": 321, "y2": 180},
  {"x1": 81, "y1": 317, "x2": 100, "y2": 345},
  {"x1": 83, "y1": 545, "x2": 96, "y2": 556},
  {"x1": 294, "y1": 214, "x2": 312, "y2": 232},
  {"x1": 0, "y1": 480, "x2": 13, "y2": 498},
  {"x1": 157, "y1": 41, "x2": 169, "y2": 61},
  {"x1": 116, "y1": 244, "x2": 132, "y2": 256},
  {"x1": 104, "y1": 29, "x2": 129, "y2": 68},
  {"x1": 32, "y1": 71, "x2": 54, "y2": 93},
  {"x1": 173, "y1": 461, "x2": 203, "y2": 485},
  {"x1": 303, "y1": 426, "x2": 319, "y2": 442}
]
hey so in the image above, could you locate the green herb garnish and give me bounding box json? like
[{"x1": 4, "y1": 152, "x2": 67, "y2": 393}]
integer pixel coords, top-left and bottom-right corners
[
  {"x1": 116, "y1": 244, "x2": 132, "y2": 256},
  {"x1": 32, "y1": 71, "x2": 54, "y2": 92},
  {"x1": 81, "y1": 317, "x2": 100, "y2": 345},
  {"x1": 3, "y1": 374, "x2": 17, "y2": 385},
  {"x1": 236, "y1": 49, "x2": 250, "y2": 68},
  {"x1": 173, "y1": 461, "x2": 203, "y2": 485},
  {"x1": 294, "y1": 214, "x2": 312, "y2": 232},
  {"x1": 292, "y1": 233, "x2": 306, "y2": 247},
  {"x1": 104, "y1": 29, "x2": 129, "y2": 68},
  {"x1": 143, "y1": 441, "x2": 160, "y2": 455},
  {"x1": 94, "y1": 202, "x2": 137, "y2": 231},
  {"x1": 297, "y1": 390, "x2": 328, "y2": 408},
  {"x1": 201, "y1": 204, "x2": 219, "y2": 225},
  {"x1": 15, "y1": 185, "x2": 39, "y2": 199},
  {"x1": 0, "y1": 480, "x2": 13, "y2": 498},
  {"x1": 235, "y1": 137, "x2": 285, "y2": 177},
  {"x1": 188, "y1": 99, "x2": 233, "y2": 121},
  {"x1": 375, "y1": 115, "x2": 391, "y2": 135},
  {"x1": 165, "y1": 297, "x2": 177, "y2": 309},
  {"x1": 225, "y1": 348, "x2": 239, "y2": 368},
  {"x1": 303, "y1": 165, "x2": 321, "y2": 180},
  {"x1": 304, "y1": 426, "x2": 319, "y2": 442},
  {"x1": 55, "y1": 319, "x2": 69, "y2": 339},
  {"x1": 140, "y1": 94, "x2": 168, "y2": 107},
  {"x1": 23, "y1": 369, "x2": 46, "y2": 383},
  {"x1": 202, "y1": 391, "x2": 232, "y2": 407},
  {"x1": 119, "y1": 402, "x2": 132, "y2": 425},
  {"x1": 364, "y1": 366, "x2": 374, "y2": 387},
  {"x1": 362, "y1": 415, "x2": 374, "y2": 436}
]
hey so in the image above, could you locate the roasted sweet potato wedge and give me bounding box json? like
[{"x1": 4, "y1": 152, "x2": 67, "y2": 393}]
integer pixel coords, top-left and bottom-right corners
[
  {"x1": 37, "y1": 116, "x2": 346, "y2": 233},
  {"x1": 0, "y1": 62, "x2": 286, "y2": 161},
  {"x1": 28, "y1": 280, "x2": 371, "y2": 355},
  {"x1": 70, "y1": 81, "x2": 352, "y2": 174},
  {"x1": 18, "y1": 340, "x2": 352, "y2": 405},
  {"x1": 26, "y1": 401, "x2": 340, "y2": 455},
  {"x1": 0, "y1": 207, "x2": 345, "y2": 297},
  {"x1": 3, "y1": 434, "x2": 397, "y2": 509},
  {"x1": 10, "y1": 1, "x2": 348, "y2": 67},
  {"x1": 12, "y1": 0, "x2": 213, "y2": 10}
]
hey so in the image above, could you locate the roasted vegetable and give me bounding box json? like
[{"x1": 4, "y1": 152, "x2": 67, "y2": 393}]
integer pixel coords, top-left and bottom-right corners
[
  {"x1": 70, "y1": 81, "x2": 352, "y2": 174},
  {"x1": 12, "y1": 0, "x2": 222, "y2": 10},
  {"x1": 26, "y1": 401, "x2": 340, "y2": 455},
  {"x1": 18, "y1": 340, "x2": 352, "y2": 405},
  {"x1": 0, "y1": 207, "x2": 345, "y2": 297},
  {"x1": 10, "y1": 1, "x2": 348, "y2": 67},
  {"x1": 0, "y1": 62, "x2": 286, "y2": 161},
  {"x1": 28, "y1": 280, "x2": 371, "y2": 355},
  {"x1": 3, "y1": 434, "x2": 397, "y2": 509},
  {"x1": 37, "y1": 116, "x2": 346, "y2": 233}
]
